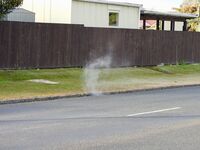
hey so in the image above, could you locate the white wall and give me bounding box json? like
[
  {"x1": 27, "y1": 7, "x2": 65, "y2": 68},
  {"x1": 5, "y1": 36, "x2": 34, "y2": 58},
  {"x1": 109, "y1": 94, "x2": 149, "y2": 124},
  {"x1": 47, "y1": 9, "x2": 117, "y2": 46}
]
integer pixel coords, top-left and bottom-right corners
[
  {"x1": 164, "y1": 21, "x2": 184, "y2": 31},
  {"x1": 164, "y1": 21, "x2": 171, "y2": 31},
  {"x1": 175, "y1": 21, "x2": 184, "y2": 31},
  {"x1": 71, "y1": 0, "x2": 140, "y2": 29},
  {"x1": 21, "y1": 0, "x2": 71, "y2": 23},
  {"x1": 20, "y1": 0, "x2": 141, "y2": 28}
]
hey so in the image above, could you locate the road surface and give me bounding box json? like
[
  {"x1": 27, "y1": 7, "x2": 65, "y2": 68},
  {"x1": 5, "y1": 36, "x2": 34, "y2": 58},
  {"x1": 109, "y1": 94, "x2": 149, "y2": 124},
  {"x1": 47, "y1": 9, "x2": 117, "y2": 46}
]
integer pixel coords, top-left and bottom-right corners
[{"x1": 0, "y1": 86, "x2": 200, "y2": 150}]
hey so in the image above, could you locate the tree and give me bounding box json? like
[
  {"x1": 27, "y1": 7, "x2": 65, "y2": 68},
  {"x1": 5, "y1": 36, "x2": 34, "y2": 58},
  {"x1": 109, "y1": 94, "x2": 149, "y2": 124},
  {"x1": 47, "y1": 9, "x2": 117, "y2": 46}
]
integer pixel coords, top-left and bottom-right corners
[
  {"x1": 174, "y1": 2, "x2": 200, "y2": 31},
  {"x1": 0, "y1": 0, "x2": 23, "y2": 20},
  {"x1": 182, "y1": 0, "x2": 200, "y2": 5}
]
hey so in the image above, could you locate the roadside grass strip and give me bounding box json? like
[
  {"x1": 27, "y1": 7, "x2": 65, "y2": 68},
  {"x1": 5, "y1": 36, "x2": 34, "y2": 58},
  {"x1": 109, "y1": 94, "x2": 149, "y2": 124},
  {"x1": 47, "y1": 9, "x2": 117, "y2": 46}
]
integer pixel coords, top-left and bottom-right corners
[{"x1": 0, "y1": 64, "x2": 200, "y2": 101}]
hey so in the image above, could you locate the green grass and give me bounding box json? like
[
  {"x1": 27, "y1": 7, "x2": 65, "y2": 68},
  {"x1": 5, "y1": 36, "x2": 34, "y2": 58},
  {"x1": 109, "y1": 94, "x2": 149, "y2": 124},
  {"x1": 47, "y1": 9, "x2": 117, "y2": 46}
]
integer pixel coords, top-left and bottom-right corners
[
  {"x1": 0, "y1": 64, "x2": 200, "y2": 101},
  {"x1": 153, "y1": 64, "x2": 200, "y2": 74},
  {"x1": 0, "y1": 68, "x2": 84, "y2": 100}
]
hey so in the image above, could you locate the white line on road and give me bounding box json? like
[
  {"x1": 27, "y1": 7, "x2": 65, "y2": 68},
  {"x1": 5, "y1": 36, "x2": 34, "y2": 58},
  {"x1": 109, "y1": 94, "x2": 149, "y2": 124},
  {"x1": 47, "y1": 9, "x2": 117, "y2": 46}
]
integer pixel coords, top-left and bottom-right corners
[{"x1": 127, "y1": 107, "x2": 182, "y2": 117}]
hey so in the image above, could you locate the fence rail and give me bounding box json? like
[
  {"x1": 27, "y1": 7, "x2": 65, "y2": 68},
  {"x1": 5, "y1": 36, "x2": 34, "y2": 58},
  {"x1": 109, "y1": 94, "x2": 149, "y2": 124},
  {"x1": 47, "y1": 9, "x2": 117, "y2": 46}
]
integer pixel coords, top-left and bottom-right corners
[{"x1": 0, "y1": 21, "x2": 200, "y2": 69}]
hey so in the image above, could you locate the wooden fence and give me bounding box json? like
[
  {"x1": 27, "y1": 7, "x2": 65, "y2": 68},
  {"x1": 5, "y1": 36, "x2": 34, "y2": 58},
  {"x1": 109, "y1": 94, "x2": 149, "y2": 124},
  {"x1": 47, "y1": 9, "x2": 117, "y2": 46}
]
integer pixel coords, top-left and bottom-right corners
[{"x1": 0, "y1": 21, "x2": 200, "y2": 69}]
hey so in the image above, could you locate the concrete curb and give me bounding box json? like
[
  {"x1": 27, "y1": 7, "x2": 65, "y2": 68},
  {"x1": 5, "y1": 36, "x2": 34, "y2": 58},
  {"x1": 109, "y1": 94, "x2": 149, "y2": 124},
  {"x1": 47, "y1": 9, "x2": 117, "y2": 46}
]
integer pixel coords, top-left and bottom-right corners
[{"x1": 1, "y1": 84, "x2": 200, "y2": 105}]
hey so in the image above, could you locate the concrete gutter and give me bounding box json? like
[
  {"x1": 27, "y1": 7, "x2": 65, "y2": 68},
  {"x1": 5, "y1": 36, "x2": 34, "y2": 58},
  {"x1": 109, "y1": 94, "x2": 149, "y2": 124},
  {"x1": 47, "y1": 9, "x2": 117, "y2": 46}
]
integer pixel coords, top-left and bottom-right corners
[{"x1": 0, "y1": 84, "x2": 200, "y2": 105}]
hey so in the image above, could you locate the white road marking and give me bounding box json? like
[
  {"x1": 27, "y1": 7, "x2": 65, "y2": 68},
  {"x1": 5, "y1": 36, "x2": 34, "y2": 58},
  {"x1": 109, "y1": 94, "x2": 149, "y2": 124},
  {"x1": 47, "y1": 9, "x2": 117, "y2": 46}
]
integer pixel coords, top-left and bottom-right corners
[{"x1": 127, "y1": 107, "x2": 182, "y2": 117}]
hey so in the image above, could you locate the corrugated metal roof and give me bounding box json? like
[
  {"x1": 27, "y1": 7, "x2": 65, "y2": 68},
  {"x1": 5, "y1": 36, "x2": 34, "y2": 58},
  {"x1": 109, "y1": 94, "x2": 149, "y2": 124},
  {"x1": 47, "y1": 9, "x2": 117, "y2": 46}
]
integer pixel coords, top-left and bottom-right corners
[{"x1": 12, "y1": 8, "x2": 35, "y2": 14}]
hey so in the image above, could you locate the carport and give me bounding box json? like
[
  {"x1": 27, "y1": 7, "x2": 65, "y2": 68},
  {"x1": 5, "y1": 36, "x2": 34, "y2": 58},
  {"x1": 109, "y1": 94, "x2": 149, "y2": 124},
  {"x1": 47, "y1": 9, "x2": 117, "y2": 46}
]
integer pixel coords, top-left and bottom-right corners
[{"x1": 141, "y1": 9, "x2": 198, "y2": 31}]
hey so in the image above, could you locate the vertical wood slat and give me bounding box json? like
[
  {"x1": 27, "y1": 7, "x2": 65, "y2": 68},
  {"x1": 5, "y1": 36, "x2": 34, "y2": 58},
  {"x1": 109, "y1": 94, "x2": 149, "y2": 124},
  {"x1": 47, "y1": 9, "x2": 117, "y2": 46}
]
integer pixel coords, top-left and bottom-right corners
[{"x1": 0, "y1": 21, "x2": 200, "y2": 69}]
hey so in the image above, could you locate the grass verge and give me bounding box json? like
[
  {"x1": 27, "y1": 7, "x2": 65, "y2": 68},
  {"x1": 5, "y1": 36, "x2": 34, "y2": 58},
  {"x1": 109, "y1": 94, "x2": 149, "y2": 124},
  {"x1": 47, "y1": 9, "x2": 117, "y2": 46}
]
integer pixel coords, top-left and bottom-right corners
[{"x1": 0, "y1": 64, "x2": 200, "y2": 101}]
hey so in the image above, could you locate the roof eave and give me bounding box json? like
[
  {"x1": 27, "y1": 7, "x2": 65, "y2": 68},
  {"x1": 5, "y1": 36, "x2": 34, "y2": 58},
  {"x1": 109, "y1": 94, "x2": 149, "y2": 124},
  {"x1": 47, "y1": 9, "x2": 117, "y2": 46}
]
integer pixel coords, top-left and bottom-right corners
[
  {"x1": 73, "y1": 0, "x2": 143, "y2": 8},
  {"x1": 141, "y1": 10, "x2": 198, "y2": 20}
]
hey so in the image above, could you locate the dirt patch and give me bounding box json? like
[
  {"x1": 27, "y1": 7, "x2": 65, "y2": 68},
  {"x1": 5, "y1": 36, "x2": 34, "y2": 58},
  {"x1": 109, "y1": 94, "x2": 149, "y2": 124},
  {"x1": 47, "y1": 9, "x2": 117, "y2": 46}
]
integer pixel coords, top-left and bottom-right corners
[
  {"x1": 148, "y1": 67, "x2": 174, "y2": 74},
  {"x1": 28, "y1": 79, "x2": 59, "y2": 85}
]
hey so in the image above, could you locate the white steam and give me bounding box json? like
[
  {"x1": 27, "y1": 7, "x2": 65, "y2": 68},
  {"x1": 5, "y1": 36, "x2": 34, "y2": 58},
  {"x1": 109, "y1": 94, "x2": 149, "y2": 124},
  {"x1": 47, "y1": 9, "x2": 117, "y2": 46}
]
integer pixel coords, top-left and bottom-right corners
[{"x1": 84, "y1": 55, "x2": 112, "y2": 96}]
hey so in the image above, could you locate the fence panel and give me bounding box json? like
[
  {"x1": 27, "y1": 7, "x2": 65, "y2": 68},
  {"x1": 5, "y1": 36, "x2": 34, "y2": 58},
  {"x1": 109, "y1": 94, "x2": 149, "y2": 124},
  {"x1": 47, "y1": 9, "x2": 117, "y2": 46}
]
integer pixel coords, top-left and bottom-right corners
[{"x1": 0, "y1": 21, "x2": 200, "y2": 69}]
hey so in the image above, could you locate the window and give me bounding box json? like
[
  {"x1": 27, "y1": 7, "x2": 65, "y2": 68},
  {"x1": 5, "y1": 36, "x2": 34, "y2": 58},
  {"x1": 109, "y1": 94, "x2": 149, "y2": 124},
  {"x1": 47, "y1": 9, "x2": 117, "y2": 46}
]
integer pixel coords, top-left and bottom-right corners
[{"x1": 109, "y1": 12, "x2": 119, "y2": 26}]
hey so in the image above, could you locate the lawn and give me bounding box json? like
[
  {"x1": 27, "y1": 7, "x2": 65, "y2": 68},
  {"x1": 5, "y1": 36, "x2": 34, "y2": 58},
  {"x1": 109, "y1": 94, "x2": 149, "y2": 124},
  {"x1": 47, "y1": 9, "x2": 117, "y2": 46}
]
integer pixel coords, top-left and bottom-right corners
[
  {"x1": 0, "y1": 68, "x2": 84, "y2": 100},
  {"x1": 0, "y1": 64, "x2": 200, "y2": 101}
]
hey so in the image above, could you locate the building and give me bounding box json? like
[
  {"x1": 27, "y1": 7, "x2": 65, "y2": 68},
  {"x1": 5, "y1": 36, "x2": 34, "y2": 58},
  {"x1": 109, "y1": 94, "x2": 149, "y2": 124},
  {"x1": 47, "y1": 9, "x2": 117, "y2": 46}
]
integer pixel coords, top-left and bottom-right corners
[
  {"x1": 140, "y1": 20, "x2": 156, "y2": 29},
  {"x1": 140, "y1": 9, "x2": 198, "y2": 31},
  {"x1": 71, "y1": 0, "x2": 142, "y2": 29},
  {"x1": 20, "y1": 0, "x2": 142, "y2": 29},
  {"x1": 21, "y1": 0, "x2": 71, "y2": 24},
  {"x1": 140, "y1": 19, "x2": 190, "y2": 31},
  {"x1": 6, "y1": 0, "x2": 198, "y2": 31},
  {"x1": 3, "y1": 8, "x2": 35, "y2": 22}
]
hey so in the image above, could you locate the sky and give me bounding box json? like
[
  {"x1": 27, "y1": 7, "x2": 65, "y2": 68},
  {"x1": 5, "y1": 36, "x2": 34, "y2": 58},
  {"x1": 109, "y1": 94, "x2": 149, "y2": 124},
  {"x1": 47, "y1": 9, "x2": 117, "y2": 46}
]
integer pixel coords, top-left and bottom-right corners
[{"x1": 109, "y1": 0, "x2": 183, "y2": 11}]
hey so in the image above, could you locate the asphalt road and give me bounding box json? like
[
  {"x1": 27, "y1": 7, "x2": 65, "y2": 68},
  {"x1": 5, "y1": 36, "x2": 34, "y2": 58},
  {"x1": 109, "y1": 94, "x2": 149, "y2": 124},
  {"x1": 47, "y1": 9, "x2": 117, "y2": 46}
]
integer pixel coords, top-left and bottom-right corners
[{"x1": 0, "y1": 86, "x2": 200, "y2": 150}]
